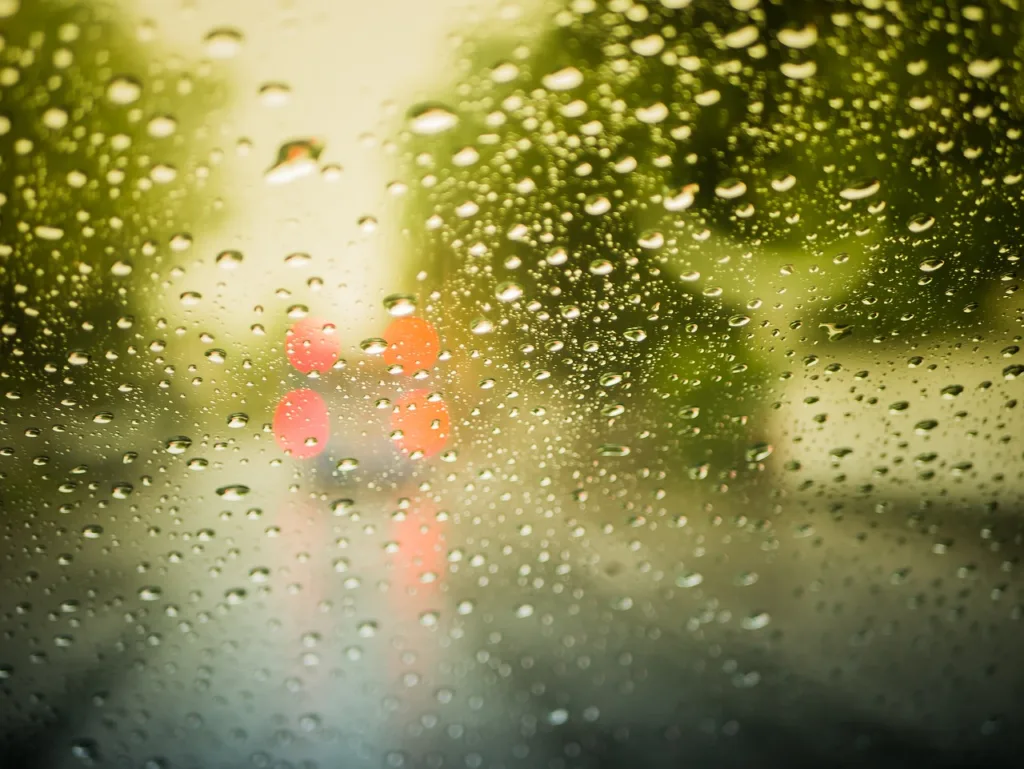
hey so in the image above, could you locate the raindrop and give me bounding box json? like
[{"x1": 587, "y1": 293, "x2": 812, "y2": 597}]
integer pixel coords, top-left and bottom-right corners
[
  {"x1": 258, "y1": 82, "x2": 291, "y2": 107},
  {"x1": 907, "y1": 213, "x2": 935, "y2": 233},
  {"x1": 147, "y1": 115, "x2": 177, "y2": 138},
  {"x1": 383, "y1": 294, "x2": 417, "y2": 317},
  {"x1": 408, "y1": 104, "x2": 459, "y2": 135},
  {"x1": 515, "y1": 604, "x2": 535, "y2": 618},
  {"x1": 584, "y1": 195, "x2": 611, "y2": 215},
  {"x1": 620, "y1": 325, "x2": 649, "y2": 344},
  {"x1": 675, "y1": 572, "x2": 704, "y2": 588},
  {"x1": 496, "y1": 282, "x2": 524, "y2": 302},
  {"x1": 361, "y1": 338, "x2": 388, "y2": 355},
  {"x1": 542, "y1": 66, "x2": 583, "y2": 91},
  {"x1": 471, "y1": 318, "x2": 494, "y2": 335},
  {"x1": 204, "y1": 27, "x2": 244, "y2": 59},
  {"x1": 217, "y1": 485, "x2": 250, "y2": 501},
  {"x1": 715, "y1": 179, "x2": 747, "y2": 199},
  {"x1": 227, "y1": 413, "x2": 249, "y2": 428},
  {"x1": 265, "y1": 138, "x2": 324, "y2": 185},
  {"x1": 216, "y1": 250, "x2": 243, "y2": 269},
  {"x1": 777, "y1": 24, "x2": 818, "y2": 48},
  {"x1": 746, "y1": 443, "x2": 773, "y2": 462},
  {"x1": 780, "y1": 60, "x2": 817, "y2": 79},
  {"x1": 967, "y1": 58, "x2": 1002, "y2": 79},
  {"x1": 839, "y1": 178, "x2": 881, "y2": 200},
  {"x1": 165, "y1": 436, "x2": 192, "y2": 454},
  {"x1": 723, "y1": 25, "x2": 759, "y2": 49},
  {"x1": 106, "y1": 76, "x2": 141, "y2": 105},
  {"x1": 742, "y1": 611, "x2": 771, "y2": 630}
]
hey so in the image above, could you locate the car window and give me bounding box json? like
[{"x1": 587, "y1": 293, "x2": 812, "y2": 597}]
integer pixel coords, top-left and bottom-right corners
[{"x1": 2, "y1": 1, "x2": 1024, "y2": 767}]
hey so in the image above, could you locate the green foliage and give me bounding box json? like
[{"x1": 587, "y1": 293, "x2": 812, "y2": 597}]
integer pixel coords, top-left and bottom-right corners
[{"x1": 399, "y1": 0, "x2": 1024, "y2": 470}]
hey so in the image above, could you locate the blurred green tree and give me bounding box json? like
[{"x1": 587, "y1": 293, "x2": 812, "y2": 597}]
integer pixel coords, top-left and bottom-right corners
[{"x1": 400, "y1": 0, "x2": 1024, "y2": 475}]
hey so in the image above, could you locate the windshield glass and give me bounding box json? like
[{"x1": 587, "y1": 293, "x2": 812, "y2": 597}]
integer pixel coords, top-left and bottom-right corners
[{"x1": 2, "y1": 1, "x2": 1024, "y2": 767}]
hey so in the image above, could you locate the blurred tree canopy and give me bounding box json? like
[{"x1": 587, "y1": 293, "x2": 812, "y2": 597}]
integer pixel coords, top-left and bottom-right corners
[
  {"x1": 399, "y1": 0, "x2": 1024, "y2": 472},
  {"x1": 0, "y1": 1, "x2": 227, "y2": 760}
]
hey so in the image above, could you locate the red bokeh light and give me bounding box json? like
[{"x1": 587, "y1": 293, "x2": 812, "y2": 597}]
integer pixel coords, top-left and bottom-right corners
[
  {"x1": 390, "y1": 389, "x2": 450, "y2": 457},
  {"x1": 383, "y1": 316, "x2": 440, "y2": 373},
  {"x1": 285, "y1": 316, "x2": 341, "y2": 374},
  {"x1": 390, "y1": 500, "x2": 445, "y2": 596},
  {"x1": 273, "y1": 388, "x2": 330, "y2": 459}
]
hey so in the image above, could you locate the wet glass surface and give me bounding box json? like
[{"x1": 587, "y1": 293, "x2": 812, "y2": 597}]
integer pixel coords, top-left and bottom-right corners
[{"x1": 2, "y1": 1, "x2": 1024, "y2": 767}]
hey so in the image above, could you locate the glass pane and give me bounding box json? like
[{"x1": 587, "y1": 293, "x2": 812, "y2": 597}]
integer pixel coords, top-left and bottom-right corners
[{"x1": 2, "y1": 0, "x2": 1023, "y2": 767}]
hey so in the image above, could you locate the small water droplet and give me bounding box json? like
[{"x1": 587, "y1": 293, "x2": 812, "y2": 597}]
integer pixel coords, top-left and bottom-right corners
[
  {"x1": 165, "y1": 436, "x2": 192, "y2": 454},
  {"x1": 408, "y1": 104, "x2": 459, "y2": 135},
  {"x1": 542, "y1": 66, "x2": 583, "y2": 91},
  {"x1": 217, "y1": 485, "x2": 250, "y2": 501},
  {"x1": 204, "y1": 27, "x2": 244, "y2": 59},
  {"x1": 107, "y1": 76, "x2": 141, "y2": 105},
  {"x1": 515, "y1": 603, "x2": 535, "y2": 619},
  {"x1": 496, "y1": 282, "x2": 523, "y2": 302},
  {"x1": 216, "y1": 250, "x2": 243, "y2": 269},
  {"x1": 383, "y1": 294, "x2": 417, "y2": 317},
  {"x1": 227, "y1": 413, "x2": 249, "y2": 428}
]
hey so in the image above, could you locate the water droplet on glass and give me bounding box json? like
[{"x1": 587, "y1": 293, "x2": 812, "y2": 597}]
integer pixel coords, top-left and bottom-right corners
[
  {"x1": 106, "y1": 76, "x2": 141, "y2": 105},
  {"x1": 217, "y1": 485, "x2": 250, "y2": 501},
  {"x1": 265, "y1": 138, "x2": 324, "y2": 185},
  {"x1": 227, "y1": 413, "x2": 249, "y2": 429},
  {"x1": 623, "y1": 328, "x2": 647, "y2": 342},
  {"x1": 496, "y1": 282, "x2": 524, "y2": 302},
  {"x1": 967, "y1": 58, "x2": 1002, "y2": 79},
  {"x1": 839, "y1": 178, "x2": 880, "y2": 201},
  {"x1": 408, "y1": 104, "x2": 459, "y2": 135},
  {"x1": 165, "y1": 436, "x2": 192, "y2": 454},
  {"x1": 471, "y1": 318, "x2": 494, "y2": 335},
  {"x1": 676, "y1": 572, "x2": 704, "y2": 588},
  {"x1": 742, "y1": 611, "x2": 771, "y2": 630},
  {"x1": 515, "y1": 603, "x2": 535, "y2": 619},
  {"x1": 383, "y1": 294, "x2": 417, "y2": 317},
  {"x1": 542, "y1": 66, "x2": 584, "y2": 91},
  {"x1": 777, "y1": 24, "x2": 818, "y2": 48},
  {"x1": 204, "y1": 27, "x2": 244, "y2": 59},
  {"x1": 216, "y1": 249, "x2": 243, "y2": 269},
  {"x1": 139, "y1": 586, "x2": 162, "y2": 601},
  {"x1": 147, "y1": 114, "x2": 177, "y2": 138},
  {"x1": 258, "y1": 82, "x2": 291, "y2": 107},
  {"x1": 907, "y1": 213, "x2": 935, "y2": 233}
]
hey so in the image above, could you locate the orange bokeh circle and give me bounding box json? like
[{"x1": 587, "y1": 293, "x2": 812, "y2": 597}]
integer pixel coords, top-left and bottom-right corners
[
  {"x1": 383, "y1": 317, "x2": 440, "y2": 373},
  {"x1": 390, "y1": 389, "x2": 450, "y2": 457}
]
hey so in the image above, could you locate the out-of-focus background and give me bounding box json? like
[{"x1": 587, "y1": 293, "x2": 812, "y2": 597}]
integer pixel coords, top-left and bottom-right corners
[{"x1": 2, "y1": 1, "x2": 1024, "y2": 768}]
